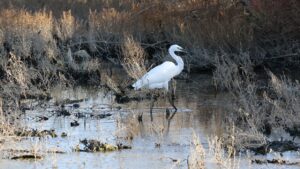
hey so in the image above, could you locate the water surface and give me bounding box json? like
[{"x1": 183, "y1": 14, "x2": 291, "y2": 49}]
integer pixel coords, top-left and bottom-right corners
[{"x1": 0, "y1": 74, "x2": 299, "y2": 169}]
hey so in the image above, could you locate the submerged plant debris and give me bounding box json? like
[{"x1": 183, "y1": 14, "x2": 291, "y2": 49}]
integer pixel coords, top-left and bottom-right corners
[
  {"x1": 11, "y1": 154, "x2": 43, "y2": 160},
  {"x1": 76, "y1": 139, "x2": 131, "y2": 152},
  {"x1": 14, "y1": 129, "x2": 57, "y2": 138}
]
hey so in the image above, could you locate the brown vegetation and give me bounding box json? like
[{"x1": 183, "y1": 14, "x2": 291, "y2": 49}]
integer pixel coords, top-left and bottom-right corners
[
  {"x1": 188, "y1": 131, "x2": 205, "y2": 169},
  {"x1": 0, "y1": 0, "x2": 299, "y2": 165},
  {"x1": 122, "y1": 35, "x2": 147, "y2": 80}
]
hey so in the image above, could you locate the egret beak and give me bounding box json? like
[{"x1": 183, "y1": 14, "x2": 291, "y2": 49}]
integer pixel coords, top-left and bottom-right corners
[
  {"x1": 177, "y1": 48, "x2": 188, "y2": 55},
  {"x1": 180, "y1": 49, "x2": 188, "y2": 54}
]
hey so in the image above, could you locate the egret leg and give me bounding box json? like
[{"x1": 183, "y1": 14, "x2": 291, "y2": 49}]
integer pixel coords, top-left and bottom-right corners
[
  {"x1": 167, "y1": 80, "x2": 177, "y2": 121},
  {"x1": 165, "y1": 107, "x2": 170, "y2": 119},
  {"x1": 150, "y1": 93, "x2": 155, "y2": 121},
  {"x1": 164, "y1": 90, "x2": 171, "y2": 119},
  {"x1": 138, "y1": 112, "x2": 143, "y2": 122},
  {"x1": 168, "y1": 92, "x2": 177, "y2": 112},
  {"x1": 164, "y1": 109, "x2": 176, "y2": 136},
  {"x1": 168, "y1": 80, "x2": 177, "y2": 112},
  {"x1": 137, "y1": 94, "x2": 143, "y2": 122},
  {"x1": 165, "y1": 97, "x2": 176, "y2": 136}
]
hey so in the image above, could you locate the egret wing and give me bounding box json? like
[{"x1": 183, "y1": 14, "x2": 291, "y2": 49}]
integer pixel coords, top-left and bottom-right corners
[
  {"x1": 132, "y1": 61, "x2": 177, "y2": 89},
  {"x1": 143, "y1": 61, "x2": 177, "y2": 83}
]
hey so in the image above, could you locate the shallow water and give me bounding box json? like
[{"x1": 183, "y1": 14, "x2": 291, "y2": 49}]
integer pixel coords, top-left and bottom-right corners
[{"x1": 0, "y1": 74, "x2": 299, "y2": 169}]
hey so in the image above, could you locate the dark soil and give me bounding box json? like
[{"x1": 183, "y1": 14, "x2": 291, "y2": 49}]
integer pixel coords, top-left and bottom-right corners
[
  {"x1": 14, "y1": 129, "x2": 57, "y2": 138},
  {"x1": 251, "y1": 140, "x2": 300, "y2": 155},
  {"x1": 77, "y1": 139, "x2": 131, "y2": 152},
  {"x1": 11, "y1": 154, "x2": 43, "y2": 160},
  {"x1": 70, "y1": 120, "x2": 80, "y2": 127}
]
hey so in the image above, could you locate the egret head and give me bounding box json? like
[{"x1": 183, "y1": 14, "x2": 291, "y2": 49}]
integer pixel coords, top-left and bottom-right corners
[
  {"x1": 169, "y1": 44, "x2": 184, "y2": 52},
  {"x1": 169, "y1": 44, "x2": 187, "y2": 56}
]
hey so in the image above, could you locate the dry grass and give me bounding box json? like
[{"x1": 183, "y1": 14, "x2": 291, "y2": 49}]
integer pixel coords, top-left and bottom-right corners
[
  {"x1": 188, "y1": 131, "x2": 205, "y2": 169},
  {"x1": 236, "y1": 70, "x2": 300, "y2": 132},
  {"x1": 13, "y1": 0, "x2": 294, "y2": 70},
  {"x1": 0, "y1": 0, "x2": 298, "y2": 59},
  {"x1": 223, "y1": 123, "x2": 266, "y2": 152},
  {"x1": 101, "y1": 73, "x2": 122, "y2": 94},
  {"x1": 5, "y1": 53, "x2": 29, "y2": 92},
  {"x1": 55, "y1": 10, "x2": 76, "y2": 41},
  {"x1": 0, "y1": 0, "x2": 298, "y2": 80},
  {"x1": 213, "y1": 51, "x2": 254, "y2": 92},
  {"x1": 208, "y1": 135, "x2": 239, "y2": 169},
  {"x1": 214, "y1": 67, "x2": 269, "y2": 151},
  {"x1": 264, "y1": 71, "x2": 300, "y2": 128},
  {"x1": 121, "y1": 35, "x2": 147, "y2": 80},
  {"x1": 0, "y1": 9, "x2": 55, "y2": 58},
  {"x1": 81, "y1": 58, "x2": 101, "y2": 73},
  {"x1": 188, "y1": 130, "x2": 249, "y2": 169},
  {"x1": 215, "y1": 64, "x2": 299, "y2": 151},
  {"x1": 89, "y1": 8, "x2": 130, "y2": 35},
  {"x1": 0, "y1": 99, "x2": 22, "y2": 154},
  {"x1": 211, "y1": 48, "x2": 299, "y2": 151}
]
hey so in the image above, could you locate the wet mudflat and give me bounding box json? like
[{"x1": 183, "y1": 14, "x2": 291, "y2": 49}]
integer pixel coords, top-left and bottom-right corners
[{"x1": 0, "y1": 74, "x2": 299, "y2": 169}]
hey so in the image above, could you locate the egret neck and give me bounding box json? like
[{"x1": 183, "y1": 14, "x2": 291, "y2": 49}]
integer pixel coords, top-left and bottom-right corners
[{"x1": 169, "y1": 47, "x2": 184, "y2": 75}]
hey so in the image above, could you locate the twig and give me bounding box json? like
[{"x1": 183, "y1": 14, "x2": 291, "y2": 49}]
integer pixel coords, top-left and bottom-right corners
[
  {"x1": 130, "y1": 4, "x2": 158, "y2": 19},
  {"x1": 70, "y1": 40, "x2": 166, "y2": 49},
  {"x1": 264, "y1": 53, "x2": 299, "y2": 60}
]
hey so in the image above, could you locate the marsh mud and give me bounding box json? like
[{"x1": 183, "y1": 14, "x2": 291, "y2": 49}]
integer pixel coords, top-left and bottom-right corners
[{"x1": 0, "y1": 74, "x2": 299, "y2": 169}]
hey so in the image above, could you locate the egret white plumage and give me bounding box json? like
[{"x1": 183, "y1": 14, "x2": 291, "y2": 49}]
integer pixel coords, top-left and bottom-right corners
[
  {"x1": 132, "y1": 44, "x2": 185, "y2": 121},
  {"x1": 132, "y1": 44, "x2": 184, "y2": 90}
]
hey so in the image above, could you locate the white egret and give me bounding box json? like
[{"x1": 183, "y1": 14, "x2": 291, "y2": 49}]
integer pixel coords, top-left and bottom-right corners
[
  {"x1": 132, "y1": 44, "x2": 184, "y2": 90},
  {"x1": 132, "y1": 44, "x2": 185, "y2": 121}
]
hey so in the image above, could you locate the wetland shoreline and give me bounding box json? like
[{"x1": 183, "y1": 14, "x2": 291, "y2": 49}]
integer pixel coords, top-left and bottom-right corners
[{"x1": 0, "y1": 0, "x2": 300, "y2": 168}]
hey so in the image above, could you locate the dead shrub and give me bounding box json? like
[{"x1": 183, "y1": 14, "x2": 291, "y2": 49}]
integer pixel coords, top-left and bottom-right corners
[
  {"x1": 223, "y1": 70, "x2": 300, "y2": 150},
  {"x1": 121, "y1": 35, "x2": 147, "y2": 80},
  {"x1": 101, "y1": 73, "x2": 122, "y2": 94},
  {"x1": 87, "y1": 8, "x2": 130, "y2": 52},
  {"x1": 213, "y1": 51, "x2": 254, "y2": 92},
  {"x1": 208, "y1": 133, "x2": 239, "y2": 169},
  {"x1": 4, "y1": 53, "x2": 29, "y2": 93},
  {"x1": 264, "y1": 71, "x2": 300, "y2": 129},
  {"x1": 55, "y1": 10, "x2": 76, "y2": 41},
  {"x1": 81, "y1": 58, "x2": 101, "y2": 73},
  {"x1": 223, "y1": 123, "x2": 266, "y2": 151},
  {"x1": 89, "y1": 8, "x2": 129, "y2": 34},
  {"x1": 0, "y1": 96, "x2": 21, "y2": 151},
  {"x1": 0, "y1": 9, "x2": 54, "y2": 58}
]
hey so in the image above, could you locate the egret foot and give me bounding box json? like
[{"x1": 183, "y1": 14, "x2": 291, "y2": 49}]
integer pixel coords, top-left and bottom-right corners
[
  {"x1": 150, "y1": 110, "x2": 153, "y2": 122},
  {"x1": 167, "y1": 109, "x2": 177, "y2": 121},
  {"x1": 166, "y1": 108, "x2": 170, "y2": 119},
  {"x1": 138, "y1": 114, "x2": 143, "y2": 122},
  {"x1": 168, "y1": 91, "x2": 177, "y2": 112}
]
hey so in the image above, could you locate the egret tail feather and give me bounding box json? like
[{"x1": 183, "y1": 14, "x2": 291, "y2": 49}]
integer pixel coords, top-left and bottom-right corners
[{"x1": 132, "y1": 79, "x2": 143, "y2": 90}]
